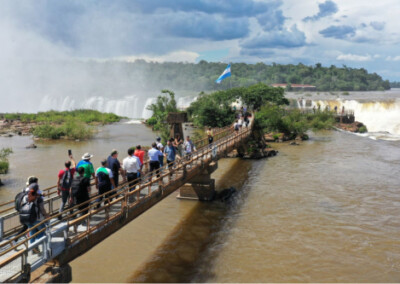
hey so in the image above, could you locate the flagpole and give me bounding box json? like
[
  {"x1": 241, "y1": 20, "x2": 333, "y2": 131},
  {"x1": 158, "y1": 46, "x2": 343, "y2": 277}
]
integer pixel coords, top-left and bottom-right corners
[{"x1": 229, "y1": 62, "x2": 232, "y2": 89}]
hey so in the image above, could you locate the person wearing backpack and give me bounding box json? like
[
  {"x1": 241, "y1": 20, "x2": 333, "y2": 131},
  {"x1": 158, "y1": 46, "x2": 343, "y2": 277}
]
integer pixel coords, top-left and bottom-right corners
[
  {"x1": 20, "y1": 183, "x2": 48, "y2": 253},
  {"x1": 95, "y1": 159, "x2": 115, "y2": 208},
  {"x1": 13, "y1": 176, "x2": 39, "y2": 244},
  {"x1": 57, "y1": 156, "x2": 76, "y2": 220},
  {"x1": 70, "y1": 166, "x2": 91, "y2": 218}
]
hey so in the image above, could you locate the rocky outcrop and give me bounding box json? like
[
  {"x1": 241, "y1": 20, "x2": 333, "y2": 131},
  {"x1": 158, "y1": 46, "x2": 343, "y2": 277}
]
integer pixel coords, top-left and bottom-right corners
[
  {"x1": 336, "y1": 121, "x2": 367, "y2": 133},
  {"x1": 26, "y1": 143, "x2": 37, "y2": 149},
  {"x1": 0, "y1": 120, "x2": 37, "y2": 136}
]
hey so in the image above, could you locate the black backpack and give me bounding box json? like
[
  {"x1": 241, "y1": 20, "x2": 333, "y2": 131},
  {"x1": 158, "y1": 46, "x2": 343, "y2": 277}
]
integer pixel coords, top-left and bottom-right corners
[
  {"x1": 97, "y1": 171, "x2": 111, "y2": 188},
  {"x1": 14, "y1": 189, "x2": 27, "y2": 212},
  {"x1": 61, "y1": 169, "x2": 73, "y2": 190},
  {"x1": 19, "y1": 198, "x2": 38, "y2": 224}
]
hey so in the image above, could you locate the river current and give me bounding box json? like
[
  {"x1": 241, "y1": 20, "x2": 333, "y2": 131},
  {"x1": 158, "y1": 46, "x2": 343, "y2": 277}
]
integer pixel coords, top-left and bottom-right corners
[{"x1": 0, "y1": 95, "x2": 400, "y2": 282}]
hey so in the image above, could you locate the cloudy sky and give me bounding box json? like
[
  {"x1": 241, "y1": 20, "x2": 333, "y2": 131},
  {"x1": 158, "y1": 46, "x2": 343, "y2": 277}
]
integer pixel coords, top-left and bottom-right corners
[{"x1": 2, "y1": 0, "x2": 400, "y2": 80}]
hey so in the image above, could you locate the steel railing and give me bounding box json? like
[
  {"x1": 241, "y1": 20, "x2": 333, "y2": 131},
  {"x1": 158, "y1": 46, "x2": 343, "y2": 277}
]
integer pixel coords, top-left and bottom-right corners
[{"x1": 0, "y1": 117, "x2": 254, "y2": 282}]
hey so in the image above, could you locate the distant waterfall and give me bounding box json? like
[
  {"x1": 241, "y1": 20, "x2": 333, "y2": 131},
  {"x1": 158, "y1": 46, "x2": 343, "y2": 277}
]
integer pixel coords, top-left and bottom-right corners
[
  {"x1": 295, "y1": 98, "x2": 400, "y2": 138},
  {"x1": 39, "y1": 94, "x2": 196, "y2": 119}
]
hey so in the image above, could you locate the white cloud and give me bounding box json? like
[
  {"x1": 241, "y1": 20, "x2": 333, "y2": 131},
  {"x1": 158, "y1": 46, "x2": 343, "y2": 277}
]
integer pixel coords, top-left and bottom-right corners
[
  {"x1": 110, "y1": 51, "x2": 200, "y2": 63},
  {"x1": 385, "y1": 56, "x2": 400, "y2": 61},
  {"x1": 336, "y1": 53, "x2": 372, "y2": 61}
]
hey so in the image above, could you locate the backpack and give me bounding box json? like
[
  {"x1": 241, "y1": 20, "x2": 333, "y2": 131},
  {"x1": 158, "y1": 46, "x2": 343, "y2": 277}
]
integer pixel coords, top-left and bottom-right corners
[
  {"x1": 14, "y1": 189, "x2": 27, "y2": 212},
  {"x1": 19, "y1": 198, "x2": 38, "y2": 224},
  {"x1": 97, "y1": 171, "x2": 111, "y2": 188},
  {"x1": 61, "y1": 169, "x2": 73, "y2": 190}
]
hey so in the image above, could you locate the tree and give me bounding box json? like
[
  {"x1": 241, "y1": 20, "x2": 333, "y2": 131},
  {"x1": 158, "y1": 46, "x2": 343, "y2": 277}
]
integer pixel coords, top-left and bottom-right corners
[
  {"x1": 146, "y1": 89, "x2": 179, "y2": 142},
  {"x1": 241, "y1": 83, "x2": 289, "y2": 110},
  {"x1": 0, "y1": 148, "x2": 13, "y2": 174}
]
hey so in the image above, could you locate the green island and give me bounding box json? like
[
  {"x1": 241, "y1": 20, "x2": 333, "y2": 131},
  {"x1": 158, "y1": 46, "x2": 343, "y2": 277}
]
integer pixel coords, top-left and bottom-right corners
[
  {"x1": 146, "y1": 83, "x2": 344, "y2": 158},
  {"x1": 0, "y1": 110, "x2": 123, "y2": 140}
]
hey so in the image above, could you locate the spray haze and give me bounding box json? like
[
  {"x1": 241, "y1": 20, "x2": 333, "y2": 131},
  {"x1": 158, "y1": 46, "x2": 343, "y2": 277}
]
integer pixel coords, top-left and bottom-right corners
[{"x1": 0, "y1": 1, "x2": 197, "y2": 117}]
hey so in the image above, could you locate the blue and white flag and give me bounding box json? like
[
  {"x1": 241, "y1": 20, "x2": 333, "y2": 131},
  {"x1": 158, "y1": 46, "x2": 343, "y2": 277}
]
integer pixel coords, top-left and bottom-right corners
[{"x1": 215, "y1": 64, "x2": 231, "y2": 84}]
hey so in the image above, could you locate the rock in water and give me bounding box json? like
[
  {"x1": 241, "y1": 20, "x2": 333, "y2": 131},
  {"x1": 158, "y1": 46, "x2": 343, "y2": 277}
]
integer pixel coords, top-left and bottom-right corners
[
  {"x1": 216, "y1": 187, "x2": 236, "y2": 202},
  {"x1": 0, "y1": 178, "x2": 3, "y2": 186},
  {"x1": 26, "y1": 143, "x2": 37, "y2": 149}
]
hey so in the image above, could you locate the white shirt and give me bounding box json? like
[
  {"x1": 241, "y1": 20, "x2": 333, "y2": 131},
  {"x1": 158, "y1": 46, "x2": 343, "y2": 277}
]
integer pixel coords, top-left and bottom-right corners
[
  {"x1": 122, "y1": 155, "x2": 141, "y2": 173},
  {"x1": 157, "y1": 142, "x2": 163, "y2": 150}
]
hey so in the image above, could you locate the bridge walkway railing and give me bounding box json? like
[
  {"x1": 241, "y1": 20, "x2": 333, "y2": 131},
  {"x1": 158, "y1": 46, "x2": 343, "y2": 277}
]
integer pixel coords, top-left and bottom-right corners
[{"x1": 0, "y1": 117, "x2": 254, "y2": 282}]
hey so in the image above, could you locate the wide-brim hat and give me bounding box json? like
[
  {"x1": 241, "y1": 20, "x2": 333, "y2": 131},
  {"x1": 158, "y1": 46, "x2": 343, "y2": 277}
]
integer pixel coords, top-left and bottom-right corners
[{"x1": 82, "y1": 153, "x2": 93, "y2": 160}]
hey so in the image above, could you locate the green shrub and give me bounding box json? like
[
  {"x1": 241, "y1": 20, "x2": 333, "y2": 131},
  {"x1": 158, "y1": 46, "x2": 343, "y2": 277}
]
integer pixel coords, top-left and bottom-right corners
[
  {"x1": 358, "y1": 125, "x2": 368, "y2": 133},
  {"x1": 342, "y1": 91, "x2": 350, "y2": 96},
  {"x1": 146, "y1": 117, "x2": 157, "y2": 126},
  {"x1": 0, "y1": 148, "x2": 12, "y2": 174},
  {"x1": 0, "y1": 161, "x2": 9, "y2": 174},
  {"x1": 33, "y1": 121, "x2": 94, "y2": 140}
]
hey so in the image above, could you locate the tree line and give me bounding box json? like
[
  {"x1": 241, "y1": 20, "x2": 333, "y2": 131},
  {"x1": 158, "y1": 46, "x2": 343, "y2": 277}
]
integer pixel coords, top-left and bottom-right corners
[{"x1": 103, "y1": 60, "x2": 390, "y2": 92}]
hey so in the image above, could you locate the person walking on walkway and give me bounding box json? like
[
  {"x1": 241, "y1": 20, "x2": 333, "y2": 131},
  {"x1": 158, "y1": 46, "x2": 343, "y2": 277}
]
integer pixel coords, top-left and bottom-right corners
[
  {"x1": 184, "y1": 136, "x2": 196, "y2": 160},
  {"x1": 107, "y1": 149, "x2": 126, "y2": 189},
  {"x1": 174, "y1": 133, "x2": 184, "y2": 158},
  {"x1": 57, "y1": 155, "x2": 76, "y2": 220},
  {"x1": 134, "y1": 145, "x2": 145, "y2": 171},
  {"x1": 123, "y1": 148, "x2": 142, "y2": 191},
  {"x1": 70, "y1": 167, "x2": 91, "y2": 230},
  {"x1": 76, "y1": 153, "x2": 95, "y2": 179},
  {"x1": 95, "y1": 159, "x2": 115, "y2": 208},
  {"x1": 156, "y1": 137, "x2": 164, "y2": 167},
  {"x1": 14, "y1": 176, "x2": 40, "y2": 244},
  {"x1": 164, "y1": 138, "x2": 176, "y2": 175},
  {"x1": 207, "y1": 127, "x2": 214, "y2": 145},
  {"x1": 148, "y1": 142, "x2": 163, "y2": 179},
  {"x1": 20, "y1": 183, "x2": 48, "y2": 253}
]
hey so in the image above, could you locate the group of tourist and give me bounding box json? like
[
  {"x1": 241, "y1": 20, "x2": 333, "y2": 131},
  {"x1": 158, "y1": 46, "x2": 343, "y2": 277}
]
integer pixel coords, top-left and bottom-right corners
[{"x1": 15, "y1": 134, "x2": 202, "y2": 252}]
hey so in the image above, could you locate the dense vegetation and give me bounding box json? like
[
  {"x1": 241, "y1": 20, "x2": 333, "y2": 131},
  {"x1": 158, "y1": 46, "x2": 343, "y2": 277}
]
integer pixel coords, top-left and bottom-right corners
[
  {"x1": 185, "y1": 82, "x2": 334, "y2": 139},
  {"x1": 67, "y1": 60, "x2": 389, "y2": 92},
  {"x1": 255, "y1": 105, "x2": 336, "y2": 140},
  {"x1": 187, "y1": 83, "x2": 288, "y2": 127},
  {"x1": 0, "y1": 110, "x2": 123, "y2": 140},
  {"x1": 32, "y1": 120, "x2": 94, "y2": 140},
  {"x1": 146, "y1": 90, "x2": 179, "y2": 142},
  {"x1": 0, "y1": 148, "x2": 13, "y2": 174},
  {"x1": 1, "y1": 109, "x2": 122, "y2": 124},
  {"x1": 390, "y1": 81, "x2": 400, "y2": 88}
]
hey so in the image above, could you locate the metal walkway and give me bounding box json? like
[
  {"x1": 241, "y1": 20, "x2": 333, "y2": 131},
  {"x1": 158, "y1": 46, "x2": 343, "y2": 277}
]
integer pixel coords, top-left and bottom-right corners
[{"x1": 0, "y1": 119, "x2": 254, "y2": 282}]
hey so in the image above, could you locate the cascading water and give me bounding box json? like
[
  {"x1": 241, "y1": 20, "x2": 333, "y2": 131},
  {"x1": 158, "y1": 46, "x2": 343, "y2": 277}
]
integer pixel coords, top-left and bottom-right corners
[
  {"x1": 38, "y1": 94, "x2": 196, "y2": 119},
  {"x1": 295, "y1": 97, "x2": 400, "y2": 140}
]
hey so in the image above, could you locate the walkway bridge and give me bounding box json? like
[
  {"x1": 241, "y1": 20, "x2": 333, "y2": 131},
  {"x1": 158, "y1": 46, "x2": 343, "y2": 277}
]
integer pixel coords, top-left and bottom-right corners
[{"x1": 0, "y1": 118, "x2": 254, "y2": 282}]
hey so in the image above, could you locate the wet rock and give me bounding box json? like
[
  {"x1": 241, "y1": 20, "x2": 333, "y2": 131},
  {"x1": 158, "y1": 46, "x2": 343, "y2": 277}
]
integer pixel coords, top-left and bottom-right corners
[
  {"x1": 26, "y1": 143, "x2": 37, "y2": 149},
  {"x1": 290, "y1": 141, "x2": 300, "y2": 146},
  {"x1": 216, "y1": 187, "x2": 236, "y2": 202},
  {"x1": 0, "y1": 178, "x2": 3, "y2": 186}
]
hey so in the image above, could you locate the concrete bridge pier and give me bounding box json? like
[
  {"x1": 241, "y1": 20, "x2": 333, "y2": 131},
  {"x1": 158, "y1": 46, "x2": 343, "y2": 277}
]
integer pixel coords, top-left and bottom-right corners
[
  {"x1": 177, "y1": 161, "x2": 218, "y2": 201},
  {"x1": 29, "y1": 263, "x2": 72, "y2": 283}
]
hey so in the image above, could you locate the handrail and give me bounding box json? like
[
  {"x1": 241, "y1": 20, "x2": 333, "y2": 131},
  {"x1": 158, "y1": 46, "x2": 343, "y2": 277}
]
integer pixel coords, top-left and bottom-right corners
[
  {"x1": 0, "y1": 116, "x2": 254, "y2": 282},
  {"x1": 0, "y1": 125, "x2": 233, "y2": 215}
]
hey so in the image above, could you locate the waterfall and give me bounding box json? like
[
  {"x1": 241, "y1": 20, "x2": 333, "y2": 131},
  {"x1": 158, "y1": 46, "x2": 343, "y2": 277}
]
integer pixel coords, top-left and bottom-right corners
[
  {"x1": 37, "y1": 94, "x2": 195, "y2": 119},
  {"x1": 295, "y1": 98, "x2": 400, "y2": 139}
]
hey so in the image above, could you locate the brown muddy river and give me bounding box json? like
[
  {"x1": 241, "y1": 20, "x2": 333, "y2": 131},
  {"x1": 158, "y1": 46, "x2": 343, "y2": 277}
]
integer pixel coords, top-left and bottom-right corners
[{"x1": 1, "y1": 122, "x2": 400, "y2": 282}]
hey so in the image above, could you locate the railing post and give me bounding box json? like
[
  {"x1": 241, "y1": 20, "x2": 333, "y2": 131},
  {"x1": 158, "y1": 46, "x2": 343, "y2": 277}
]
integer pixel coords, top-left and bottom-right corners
[
  {"x1": 0, "y1": 216, "x2": 4, "y2": 241},
  {"x1": 183, "y1": 163, "x2": 187, "y2": 179}
]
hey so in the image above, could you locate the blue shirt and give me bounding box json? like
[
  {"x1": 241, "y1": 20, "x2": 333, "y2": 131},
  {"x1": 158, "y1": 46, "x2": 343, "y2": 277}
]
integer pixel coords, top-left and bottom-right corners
[
  {"x1": 148, "y1": 148, "x2": 163, "y2": 161},
  {"x1": 164, "y1": 145, "x2": 176, "y2": 161}
]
